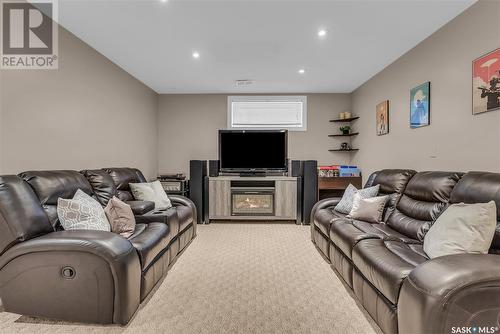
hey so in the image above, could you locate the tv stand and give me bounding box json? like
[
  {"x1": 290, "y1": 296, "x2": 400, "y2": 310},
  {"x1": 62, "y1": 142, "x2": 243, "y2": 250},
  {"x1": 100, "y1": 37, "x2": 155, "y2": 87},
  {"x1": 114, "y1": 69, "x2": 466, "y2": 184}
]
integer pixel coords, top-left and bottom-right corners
[{"x1": 208, "y1": 175, "x2": 300, "y2": 223}]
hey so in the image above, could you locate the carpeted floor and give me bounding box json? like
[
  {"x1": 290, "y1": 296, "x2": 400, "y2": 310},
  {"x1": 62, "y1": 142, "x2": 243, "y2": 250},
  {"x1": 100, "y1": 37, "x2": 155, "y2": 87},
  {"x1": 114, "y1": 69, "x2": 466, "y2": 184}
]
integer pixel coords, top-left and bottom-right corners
[{"x1": 0, "y1": 223, "x2": 381, "y2": 334}]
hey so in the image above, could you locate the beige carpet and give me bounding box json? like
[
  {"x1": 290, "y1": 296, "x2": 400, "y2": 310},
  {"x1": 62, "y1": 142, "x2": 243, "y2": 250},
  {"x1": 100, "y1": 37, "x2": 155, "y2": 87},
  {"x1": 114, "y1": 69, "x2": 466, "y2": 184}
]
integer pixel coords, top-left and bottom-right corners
[{"x1": 0, "y1": 223, "x2": 381, "y2": 334}]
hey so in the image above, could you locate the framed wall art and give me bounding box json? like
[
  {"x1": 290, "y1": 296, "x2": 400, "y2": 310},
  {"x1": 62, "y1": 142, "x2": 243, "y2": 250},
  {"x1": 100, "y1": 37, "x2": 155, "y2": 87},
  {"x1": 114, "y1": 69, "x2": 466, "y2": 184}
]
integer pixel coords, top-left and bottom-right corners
[
  {"x1": 473, "y1": 48, "x2": 500, "y2": 115},
  {"x1": 410, "y1": 82, "x2": 430, "y2": 128}
]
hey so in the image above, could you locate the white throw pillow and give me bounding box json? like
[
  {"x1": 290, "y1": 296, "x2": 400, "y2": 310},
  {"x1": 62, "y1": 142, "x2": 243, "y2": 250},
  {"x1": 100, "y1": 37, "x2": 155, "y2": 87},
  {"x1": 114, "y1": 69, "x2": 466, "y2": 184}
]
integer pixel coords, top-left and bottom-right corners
[
  {"x1": 334, "y1": 183, "x2": 380, "y2": 214},
  {"x1": 57, "y1": 189, "x2": 111, "y2": 231},
  {"x1": 348, "y1": 193, "x2": 389, "y2": 223},
  {"x1": 423, "y1": 201, "x2": 497, "y2": 259},
  {"x1": 130, "y1": 181, "x2": 172, "y2": 210}
]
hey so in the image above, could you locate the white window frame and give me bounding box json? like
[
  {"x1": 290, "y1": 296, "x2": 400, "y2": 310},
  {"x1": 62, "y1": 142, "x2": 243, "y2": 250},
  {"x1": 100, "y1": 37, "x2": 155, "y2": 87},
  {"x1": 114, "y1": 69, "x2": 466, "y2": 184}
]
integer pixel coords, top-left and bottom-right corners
[{"x1": 227, "y1": 95, "x2": 307, "y2": 131}]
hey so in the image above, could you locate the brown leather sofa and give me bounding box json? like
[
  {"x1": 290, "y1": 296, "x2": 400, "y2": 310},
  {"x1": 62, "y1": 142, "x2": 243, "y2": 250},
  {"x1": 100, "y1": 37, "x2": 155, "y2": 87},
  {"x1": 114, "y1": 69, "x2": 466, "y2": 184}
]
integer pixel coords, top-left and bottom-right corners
[
  {"x1": 311, "y1": 170, "x2": 500, "y2": 334},
  {"x1": 0, "y1": 168, "x2": 197, "y2": 325}
]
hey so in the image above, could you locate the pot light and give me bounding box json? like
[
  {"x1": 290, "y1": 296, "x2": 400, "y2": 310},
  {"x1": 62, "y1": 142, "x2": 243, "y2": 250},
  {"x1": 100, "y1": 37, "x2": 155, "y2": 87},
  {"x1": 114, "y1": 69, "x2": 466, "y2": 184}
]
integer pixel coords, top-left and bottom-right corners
[
  {"x1": 192, "y1": 51, "x2": 200, "y2": 59},
  {"x1": 298, "y1": 69, "x2": 305, "y2": 74},
  {"x1": 318, "y1": 29, "x2": 327, "y2": 37}
]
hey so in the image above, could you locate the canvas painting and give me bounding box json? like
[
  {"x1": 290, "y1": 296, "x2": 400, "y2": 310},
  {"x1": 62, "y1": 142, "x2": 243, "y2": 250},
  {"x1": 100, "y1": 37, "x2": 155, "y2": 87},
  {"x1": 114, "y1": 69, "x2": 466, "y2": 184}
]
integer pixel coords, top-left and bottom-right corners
[
  {"x1": 410, "y1": 82, "x2": 430, "y2": 128},
  {"x1": 376, "y1": 100, "x2": 389, "y2": 135},
  {"x1": 473, "y1": 48, "x2": 500, "y2": 115}
]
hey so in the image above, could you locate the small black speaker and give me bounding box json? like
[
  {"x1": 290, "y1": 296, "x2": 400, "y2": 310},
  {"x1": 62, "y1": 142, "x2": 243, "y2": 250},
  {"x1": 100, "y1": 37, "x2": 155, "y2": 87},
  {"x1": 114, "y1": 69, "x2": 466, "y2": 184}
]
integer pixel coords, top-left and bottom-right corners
[
  {"x1": 209, "y1": 160, "x2": 220, "y2": 177},
  {"x1": 290, "y1": 160, "x2": 302, "y2": 177},
  {"x1": 189, "y1": 160, "x2": 207, "y2": 224},
  {"x1": 302, "y1": 160, "x2": 318, "y2": 225}
]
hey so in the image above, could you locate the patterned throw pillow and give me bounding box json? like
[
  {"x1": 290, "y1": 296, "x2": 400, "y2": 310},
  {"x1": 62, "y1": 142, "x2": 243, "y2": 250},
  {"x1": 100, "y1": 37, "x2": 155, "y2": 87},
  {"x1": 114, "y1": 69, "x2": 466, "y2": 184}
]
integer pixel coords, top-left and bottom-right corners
[
  {"x1": 334, "y1": 183, "x2": 380, "y2": 214},
  {"x1": 57, "y1": 189, "x2": 111, "y2": 231}
]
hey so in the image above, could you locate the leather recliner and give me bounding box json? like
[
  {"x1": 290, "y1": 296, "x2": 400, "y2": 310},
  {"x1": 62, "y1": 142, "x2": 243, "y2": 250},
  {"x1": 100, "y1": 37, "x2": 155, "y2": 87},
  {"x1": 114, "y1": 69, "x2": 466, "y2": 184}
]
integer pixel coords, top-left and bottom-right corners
[
  {"x1": 0, "y1": 168, "x2": 197, "y2": 325},
  {"x1": 100, "y1": 167, "x2": 196, "y2": 251},
  {"x1": 311, "y1": 170, "x2": 500, "y2": 334}
]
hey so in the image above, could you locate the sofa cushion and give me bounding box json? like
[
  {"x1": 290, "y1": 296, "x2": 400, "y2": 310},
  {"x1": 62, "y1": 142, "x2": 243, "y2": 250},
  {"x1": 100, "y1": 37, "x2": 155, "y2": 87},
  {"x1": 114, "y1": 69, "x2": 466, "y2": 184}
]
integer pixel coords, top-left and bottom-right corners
[
  {"x1": 104, "y1": 168, "x2": 147, "y2": 202},
  {"x1": 314, "y1": 208, "x2": 347, "y2": 236},
  {"x1": 386, "y1": 171, "x2": 462, "y2": 240},
  {"x1": 126, "y1": 201, "x2": 155, "y2": 215},
  {"x1": 352, "y1": 220, "x2": 417, "y2": 243},
  {"x1": 177, "y1": 205, "x2": 194, "y2": 232},
  {"x1": 424, "y1": 201, "x2": 497, "y2": 258},
  {"x1": 329, "y1": 219, "x2": 379, "y2": 259},
  {"x1": 352, "y1": 238, "x2": 428, "y2": 304},
  {"x1": 20, "y1": 170, "x2": 95, "y2": 228},
  {"x1": 0, "y1": 176, "x2": 54, "y2": 254},
  {"x1": 449, "y1": 172, "x2": 500, "y2": 251},
  {"x1": 81, "y1": 169, "x2": 117, "y2": 206},
  {"x1": 364, "y1": 169, "x2": 416, "y2": 221},
  {"x1": 128, "y1": 222, "x2": 170, "y2": 270}
]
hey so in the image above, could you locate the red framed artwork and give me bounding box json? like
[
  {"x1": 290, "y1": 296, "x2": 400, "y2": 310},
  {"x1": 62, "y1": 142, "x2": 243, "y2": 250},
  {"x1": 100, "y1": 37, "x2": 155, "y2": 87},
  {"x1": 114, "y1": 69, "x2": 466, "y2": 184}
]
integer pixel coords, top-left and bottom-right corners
[{"x1": 473, "y1": 48, "x2": 500, "y2": 115}]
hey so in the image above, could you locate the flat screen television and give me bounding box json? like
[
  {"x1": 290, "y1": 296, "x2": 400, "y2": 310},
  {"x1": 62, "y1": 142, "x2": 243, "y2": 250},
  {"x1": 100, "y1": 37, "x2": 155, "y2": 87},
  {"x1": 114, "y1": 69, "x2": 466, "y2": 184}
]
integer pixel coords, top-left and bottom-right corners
[{"x1": 219, "y1": 130, "x2": 288, "y2": 173}]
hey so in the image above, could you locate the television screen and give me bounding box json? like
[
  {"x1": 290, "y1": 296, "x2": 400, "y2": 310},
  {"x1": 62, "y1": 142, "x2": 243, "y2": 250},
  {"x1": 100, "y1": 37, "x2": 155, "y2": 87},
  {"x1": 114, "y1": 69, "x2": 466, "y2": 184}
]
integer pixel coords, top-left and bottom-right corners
[{"x1": 219, "y1": 130, "x2": 288, "y2": 172}]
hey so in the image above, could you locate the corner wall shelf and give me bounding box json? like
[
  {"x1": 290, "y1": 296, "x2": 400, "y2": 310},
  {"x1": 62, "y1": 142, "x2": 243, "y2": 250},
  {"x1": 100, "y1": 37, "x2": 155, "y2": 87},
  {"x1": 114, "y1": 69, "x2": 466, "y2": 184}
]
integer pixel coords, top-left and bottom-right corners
[
  {"x1": 329, "y1": 116, "x2": 359, "y2": 123},
  {"x1": 328, "y1": 132, "x2": 359, "y2": 137},
  {"x1": 329, "y1": 149, "x2": 359, "y2": 152}
]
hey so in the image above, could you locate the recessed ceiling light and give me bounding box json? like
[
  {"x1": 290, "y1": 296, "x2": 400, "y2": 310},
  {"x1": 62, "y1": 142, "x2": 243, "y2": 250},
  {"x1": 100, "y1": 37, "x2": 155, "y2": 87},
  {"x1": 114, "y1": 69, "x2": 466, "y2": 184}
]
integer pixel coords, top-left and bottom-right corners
[
  {"x1": 160, "y1": 0, "x2": 168, "y2": 3},
  {"x1": 298, "y1": 69, "x2": 305, "y2": 74},
  {"x1": 318, "y1": 29, "x2": 327, "y2": 37},
  {"x1": 192, "y1": 51, "x2": 200, "y2": 59}
]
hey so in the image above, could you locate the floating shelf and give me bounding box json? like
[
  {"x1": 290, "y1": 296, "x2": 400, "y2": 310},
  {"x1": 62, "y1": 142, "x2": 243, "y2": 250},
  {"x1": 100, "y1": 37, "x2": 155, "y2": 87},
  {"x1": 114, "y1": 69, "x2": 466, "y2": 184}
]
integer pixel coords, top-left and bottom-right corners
[
  {"x1": 328, "y1": 132, "x2": 359, "y2": 137},
  {"x1": 329, "y1": 149, "x2": 359, "y2": 152},
  {"x1": 329, "y1": 116, "x2": 359, "y2": 123}
]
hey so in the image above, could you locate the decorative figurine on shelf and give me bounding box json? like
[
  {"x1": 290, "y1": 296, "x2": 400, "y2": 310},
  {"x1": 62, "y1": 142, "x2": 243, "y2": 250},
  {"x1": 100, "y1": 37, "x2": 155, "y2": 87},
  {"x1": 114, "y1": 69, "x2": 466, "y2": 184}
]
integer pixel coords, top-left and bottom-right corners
[
  {"x1": 340, "y1": 142, "x2": 351, "y2": 150},
  {"x1": 340, "y1": 125, "x2": 351, "y2": 135}
]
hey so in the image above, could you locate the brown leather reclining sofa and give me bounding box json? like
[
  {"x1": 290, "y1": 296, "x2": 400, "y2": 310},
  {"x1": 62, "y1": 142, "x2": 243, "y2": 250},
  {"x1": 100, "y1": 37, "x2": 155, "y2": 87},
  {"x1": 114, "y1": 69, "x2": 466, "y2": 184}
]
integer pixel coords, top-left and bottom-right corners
[
  {"x1": 311, "y1": 169, "x2": 500, "y2": 334},
  {"x1": 0, "y1": 167, "x2": 196, "y2": 325}
]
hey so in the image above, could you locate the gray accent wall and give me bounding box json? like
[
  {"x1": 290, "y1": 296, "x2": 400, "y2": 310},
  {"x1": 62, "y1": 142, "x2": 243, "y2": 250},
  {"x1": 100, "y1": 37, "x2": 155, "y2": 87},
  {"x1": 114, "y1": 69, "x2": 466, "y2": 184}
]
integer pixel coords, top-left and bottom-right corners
[
  {"x1": 351, "y1": 0, "x2": 500, "y2": 179},
  {"x1": 158, "y1": 94, "x2": 351, "y2": 175},
  {"x1": 1, "y1": 27, "x2": 159, "y2": 179}
]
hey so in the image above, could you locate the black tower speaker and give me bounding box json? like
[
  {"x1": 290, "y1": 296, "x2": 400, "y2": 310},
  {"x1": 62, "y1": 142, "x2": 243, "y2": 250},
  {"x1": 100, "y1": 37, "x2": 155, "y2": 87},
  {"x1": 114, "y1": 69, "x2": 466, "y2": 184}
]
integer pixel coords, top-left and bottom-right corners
[
  {"x1": 209, "y1": 160, "x2": 220, "y2": 177},
  {"x1": 189, "y1": 160, "x2": 207, "y2": 224},
  {"x1": 302, "y1": 160, "x2": 318, "y2": 225},
  {"x1": 290, "y1": 160, "x2": 303, "y2": 177}
]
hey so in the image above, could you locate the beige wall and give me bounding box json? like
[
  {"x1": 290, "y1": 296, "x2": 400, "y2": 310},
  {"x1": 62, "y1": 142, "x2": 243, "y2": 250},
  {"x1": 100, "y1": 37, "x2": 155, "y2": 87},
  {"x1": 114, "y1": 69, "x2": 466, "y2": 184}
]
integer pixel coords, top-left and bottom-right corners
[
  {"x1": 351, "y1": 0, "x2": 500, "y2": 180},
  {"x1": 1, "y1": 28, "x2": 159, "y2": 179},
  {"x1": 158, "y1": 94, "x2": 351, "y2": 175}
]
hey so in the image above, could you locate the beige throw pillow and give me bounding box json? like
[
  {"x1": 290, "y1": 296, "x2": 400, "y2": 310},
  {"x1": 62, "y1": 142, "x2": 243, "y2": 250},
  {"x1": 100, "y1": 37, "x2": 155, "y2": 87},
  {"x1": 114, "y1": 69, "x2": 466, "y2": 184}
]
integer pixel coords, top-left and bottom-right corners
[
  {"x1": 423, "y1": 201, "x2": 497, "y2": 259},
  {"x1": 347, "y1": 193, "x2": 388, "y2": 223},
  {"x1": 104, "y1": 196, "x2": 136, "y2": 238},
  {"x1": 130, "y1": 180, "x2": 172, "y2": 210}
]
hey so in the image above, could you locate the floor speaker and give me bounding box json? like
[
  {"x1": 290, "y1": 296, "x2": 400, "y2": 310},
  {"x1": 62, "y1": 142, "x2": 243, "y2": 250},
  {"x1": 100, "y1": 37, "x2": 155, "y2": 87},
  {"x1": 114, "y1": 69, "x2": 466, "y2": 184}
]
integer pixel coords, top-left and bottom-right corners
[
  {"x1": 189, "y1": 160, "x2": 207, "y2": 224},
  {"x1": 290, "y1": 160, "x2": 302, "y2": 177},
  {"x1": 302, "y1": 160, "x2": 318, "y2": 225},
  {"x1": 209, "y1": 160, "x2": 219, "y2": 177}
]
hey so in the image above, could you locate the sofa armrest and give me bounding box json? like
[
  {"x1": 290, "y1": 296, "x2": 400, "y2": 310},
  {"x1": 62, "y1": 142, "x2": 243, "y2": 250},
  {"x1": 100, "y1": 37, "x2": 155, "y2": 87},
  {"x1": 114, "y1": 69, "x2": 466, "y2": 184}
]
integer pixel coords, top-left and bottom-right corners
[
  {"x1": 0, "y1": 230, "x2": 141, "y2": 325},
  {"x1": 310, "y1": 197, "x2": 341, "y2": 239},
  {"x1": 169, "y1": 194, "x2": 197, "y2": 235},
  {"x1": 398, "y1": 254, "x2": 500, "y2": 334}
]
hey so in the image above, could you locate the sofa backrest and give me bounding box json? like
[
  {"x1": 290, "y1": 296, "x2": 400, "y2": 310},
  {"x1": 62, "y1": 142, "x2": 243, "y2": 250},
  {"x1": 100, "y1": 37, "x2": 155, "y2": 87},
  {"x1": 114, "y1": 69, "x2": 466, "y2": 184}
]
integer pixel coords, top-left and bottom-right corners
[
  {"x1": 0, "y1": 176, "x2": 54, "y2": 254},
  {"x1": 387, "y1": 171, "x2": 462, "y2": 241},
  {"x1": 19, "y1": 170, "x2": 94, "y2": 228},
  {"x1": 449, "y1": 171, "x2": 500, "y2": 252},
  {"x1": 364, "y1": 169, "x2": 416, "y2": 221},
  {"x1": 103, "y1": 168, "x2": 147, "y2": 202},
  {"x1": 81, "y1": 169, "x2": 118, "y2": 206}
]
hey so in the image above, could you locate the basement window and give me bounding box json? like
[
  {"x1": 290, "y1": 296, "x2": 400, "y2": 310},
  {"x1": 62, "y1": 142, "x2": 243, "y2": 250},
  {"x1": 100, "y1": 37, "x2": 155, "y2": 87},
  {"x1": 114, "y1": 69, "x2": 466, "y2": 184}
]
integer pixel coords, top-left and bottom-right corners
[{"x1": 228, "y1": 96, "x2": 307, "y2": 131}]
